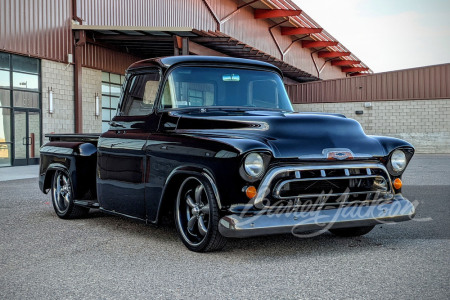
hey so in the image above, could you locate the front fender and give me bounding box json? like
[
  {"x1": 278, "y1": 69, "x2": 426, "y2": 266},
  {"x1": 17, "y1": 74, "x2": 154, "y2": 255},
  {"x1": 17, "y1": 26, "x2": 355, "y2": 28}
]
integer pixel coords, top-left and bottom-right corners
[
  {"x1": 153, "y1": 165, "x2": 221, "y2": 224},
  {"x1": 369, "y1": 135, "x2": 415, "y2": 156}
]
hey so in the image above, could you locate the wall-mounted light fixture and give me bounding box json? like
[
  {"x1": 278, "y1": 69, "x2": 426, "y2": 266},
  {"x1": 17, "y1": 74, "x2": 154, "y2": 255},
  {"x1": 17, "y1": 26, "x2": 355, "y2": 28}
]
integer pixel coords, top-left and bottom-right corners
[
  {"x1": 48, "y1": 87, "x2": 54, "y2": 114},
  {"x1": 95, "y1": 93, "x2": 100, "y2": 117}
]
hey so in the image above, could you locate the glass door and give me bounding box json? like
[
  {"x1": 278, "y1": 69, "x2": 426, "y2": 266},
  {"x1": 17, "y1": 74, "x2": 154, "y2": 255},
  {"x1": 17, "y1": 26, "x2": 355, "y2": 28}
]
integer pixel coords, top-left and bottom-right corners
[
  {"x1": 28, "y1": 111, "x2": 40, "y2": 164},
  {"x1": 13, "y1": 109, "x2": 40, "y2": 165}
]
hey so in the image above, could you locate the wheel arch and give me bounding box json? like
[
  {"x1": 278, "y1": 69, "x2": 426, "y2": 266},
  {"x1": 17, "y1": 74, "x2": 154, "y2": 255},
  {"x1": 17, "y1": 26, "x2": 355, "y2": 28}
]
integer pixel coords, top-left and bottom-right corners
[
  {"x1": 42, "y1": 163, "x2": 69, "y2": 194},
  {"x1": 155, "y1": 165, "x2": 222, "y2": 224},
  {"x1": 42, "y1": 163, "x2": 88, "y2": 200}
]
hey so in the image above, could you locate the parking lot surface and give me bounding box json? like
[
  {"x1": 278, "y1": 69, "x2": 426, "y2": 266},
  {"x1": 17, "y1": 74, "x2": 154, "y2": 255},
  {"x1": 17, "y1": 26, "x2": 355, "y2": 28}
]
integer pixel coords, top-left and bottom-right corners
[{"x1": 0, "y1": 155, "x2": 449, "y2": 299}]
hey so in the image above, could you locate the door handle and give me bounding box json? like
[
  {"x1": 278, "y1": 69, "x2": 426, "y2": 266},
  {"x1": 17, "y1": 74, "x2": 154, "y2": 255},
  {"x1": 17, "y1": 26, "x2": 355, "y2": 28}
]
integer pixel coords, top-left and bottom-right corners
[
  {"x1": 23, "y1": 137, "x2": 32, "y2": 145},
  {"x1": 109, "y1": 121, "x2": 125, "y2": 128}
]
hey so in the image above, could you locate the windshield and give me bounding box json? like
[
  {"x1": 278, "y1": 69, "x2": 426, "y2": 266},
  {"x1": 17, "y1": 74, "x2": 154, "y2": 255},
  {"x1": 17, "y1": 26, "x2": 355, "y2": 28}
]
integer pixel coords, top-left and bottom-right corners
[{"x1": 160, "y1": 66, "x2": 293, "y2": 111}]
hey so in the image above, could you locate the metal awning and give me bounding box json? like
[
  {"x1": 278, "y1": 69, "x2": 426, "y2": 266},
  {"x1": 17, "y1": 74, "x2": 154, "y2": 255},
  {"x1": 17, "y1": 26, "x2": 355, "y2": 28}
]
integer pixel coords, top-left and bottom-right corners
[
  {"x1": 72, "y1": 24, "x2": 319, "y2": 82},
  {"x1": 190, "y1": 30, "x2": 318, "y2": 82},
  {"x1": 238, "y1": 0, "x2": 372, "y2": 76},
  {"x1": 72, "y1": 24, "x2": 196, "y2": 58}
]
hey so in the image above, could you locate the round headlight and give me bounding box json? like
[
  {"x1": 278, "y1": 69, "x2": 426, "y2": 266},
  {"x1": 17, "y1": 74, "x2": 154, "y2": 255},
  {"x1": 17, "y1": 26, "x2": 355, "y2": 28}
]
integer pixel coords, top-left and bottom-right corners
[
  {"x1": 244, "y1": 153, "x2": 264, "y2": 178},
  {"x1": 391, "y1": 150, "x2": 407, "y2": 172}
]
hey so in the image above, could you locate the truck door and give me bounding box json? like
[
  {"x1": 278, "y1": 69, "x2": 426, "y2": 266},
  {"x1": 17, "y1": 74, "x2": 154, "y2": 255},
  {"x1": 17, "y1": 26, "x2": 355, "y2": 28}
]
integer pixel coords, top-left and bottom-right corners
[{"x1": 97, "y1": 69, "x2": 161, "y2": 219}]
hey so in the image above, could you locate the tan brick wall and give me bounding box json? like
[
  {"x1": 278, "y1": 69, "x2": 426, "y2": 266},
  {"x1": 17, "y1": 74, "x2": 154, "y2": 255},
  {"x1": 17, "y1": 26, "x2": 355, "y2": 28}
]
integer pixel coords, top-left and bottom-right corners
[
  {"x1": 41, "y1": 60, "x2": 75, "y2": 140},
  {"x1": 81, "y1": 68, "x2": 102, "y2": 133},
  {"x1": 293, "y1": 99, "x2": 450, "y2": 153},
  {"x1": 42, "y1": 61, "x2": 102, "y2": 139}
]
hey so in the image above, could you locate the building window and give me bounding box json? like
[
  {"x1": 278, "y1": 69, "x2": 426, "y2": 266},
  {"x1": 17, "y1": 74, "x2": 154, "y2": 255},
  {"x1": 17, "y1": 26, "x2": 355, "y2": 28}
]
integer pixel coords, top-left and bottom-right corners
[
  {"x1": 101, "y1": 72, "x2": 125, "y2": 132},
  {"x1": 0, "y1": 52, "x2": 41, "y2": 167}
]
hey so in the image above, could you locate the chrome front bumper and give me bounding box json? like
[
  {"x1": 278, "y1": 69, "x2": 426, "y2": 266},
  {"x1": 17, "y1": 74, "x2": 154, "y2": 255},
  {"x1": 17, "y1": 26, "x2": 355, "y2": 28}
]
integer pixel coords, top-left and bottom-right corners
[{"x1": 218, "y1": 196, "x2": 415, "y2": 238}]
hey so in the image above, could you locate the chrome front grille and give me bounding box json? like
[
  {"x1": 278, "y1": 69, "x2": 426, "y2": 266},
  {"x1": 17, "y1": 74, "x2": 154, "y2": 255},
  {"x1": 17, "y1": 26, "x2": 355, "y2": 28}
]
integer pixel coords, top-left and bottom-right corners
[{"x1": 254, "y1": 163, "x2": 393, "y2": 209}]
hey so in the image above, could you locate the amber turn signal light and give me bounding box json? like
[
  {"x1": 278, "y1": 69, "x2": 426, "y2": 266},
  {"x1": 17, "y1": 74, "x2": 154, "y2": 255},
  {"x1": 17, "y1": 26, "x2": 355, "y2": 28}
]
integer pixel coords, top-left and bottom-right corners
[
  {"x1": 245, "y1": 186, "x2": 257, "y2": 199},
  {"x1": 393, "y1": 178, "x2": 402, "y2": 190}
]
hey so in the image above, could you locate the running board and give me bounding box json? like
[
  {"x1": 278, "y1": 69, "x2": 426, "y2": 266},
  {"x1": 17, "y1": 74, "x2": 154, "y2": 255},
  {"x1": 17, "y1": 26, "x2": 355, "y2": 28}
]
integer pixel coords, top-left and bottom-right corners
[{"x1": 74, "y1": 200, "x2": 100, "y2": 209}]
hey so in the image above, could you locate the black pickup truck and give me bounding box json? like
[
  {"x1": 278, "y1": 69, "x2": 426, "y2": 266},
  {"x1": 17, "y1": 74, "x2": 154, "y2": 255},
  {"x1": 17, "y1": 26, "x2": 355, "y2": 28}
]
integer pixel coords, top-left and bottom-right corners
[{"x1": 39, "y1": 56, "x2": 415, "y2": 252}]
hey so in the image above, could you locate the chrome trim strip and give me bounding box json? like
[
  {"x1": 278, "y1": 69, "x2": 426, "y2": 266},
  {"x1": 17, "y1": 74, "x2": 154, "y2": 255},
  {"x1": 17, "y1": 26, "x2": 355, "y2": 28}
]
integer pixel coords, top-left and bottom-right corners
[
  {"x1": 274, "y1": 190, "x2": 392, "y2": 201},
  {"x1": 263, "y1": 198, "x2": 392, "y2": 209},
  {"x1": 253, "y1": 163, "x2": 393, "y2": 209},
  {"x1": 272, "y1": 174, "x2": 388, "y2": 199},
  {"x1": 219, "y1": 197, "x2": 415, "y2": 238},
  {"x1": 298, "y1": 149, "x2": 373, "y2": 160}
]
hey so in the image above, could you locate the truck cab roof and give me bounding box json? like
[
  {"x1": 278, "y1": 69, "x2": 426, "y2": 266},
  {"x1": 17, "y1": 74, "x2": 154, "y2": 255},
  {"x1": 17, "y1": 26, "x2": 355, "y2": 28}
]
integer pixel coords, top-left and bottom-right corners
[{"x1": 127, "y1": 56, "x2": 282, "y2": 75}]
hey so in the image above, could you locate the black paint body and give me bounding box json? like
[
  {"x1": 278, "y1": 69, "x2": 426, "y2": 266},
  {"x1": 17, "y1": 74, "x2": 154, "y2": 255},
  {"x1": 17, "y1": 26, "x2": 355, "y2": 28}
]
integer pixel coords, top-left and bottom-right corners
[{"x1": 39, "y1": 56, "x2": 414, "y2": 224}]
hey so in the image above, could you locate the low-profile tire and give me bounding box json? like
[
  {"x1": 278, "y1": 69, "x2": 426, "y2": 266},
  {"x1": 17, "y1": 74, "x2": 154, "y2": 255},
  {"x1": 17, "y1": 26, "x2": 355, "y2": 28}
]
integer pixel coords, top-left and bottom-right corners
[
  {"x1": 51, "y1": 170, "x2": 89, "y2": 219},
  {"x1": 329, "y1": 225, "x2": 375, "y2": 237},
  {"x1": 174, "y1": 176, "x2": 227, "y2": 252}
]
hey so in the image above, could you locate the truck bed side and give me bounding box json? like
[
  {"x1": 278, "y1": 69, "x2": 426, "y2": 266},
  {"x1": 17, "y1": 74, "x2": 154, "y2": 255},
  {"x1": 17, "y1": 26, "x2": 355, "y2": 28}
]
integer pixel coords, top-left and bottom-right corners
[{"x1": 39, "y1": 133, "x2": 100, "y2": 200}]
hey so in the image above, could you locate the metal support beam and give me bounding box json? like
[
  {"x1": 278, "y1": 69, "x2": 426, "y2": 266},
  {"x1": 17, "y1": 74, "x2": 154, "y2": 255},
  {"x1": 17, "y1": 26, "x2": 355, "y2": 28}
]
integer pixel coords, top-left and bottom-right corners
[
  {"x1": 73, "y1": 30, "x2": 85, "y2": 133},
  {"x1": 201, "y1": 0, "x2": 221, "y2": 31},
  {"x1": 268, "y1": 20, "x2": 288, "y2": 59},
  {"x1": 181, "y1": 37, "x2": 189, "y2": 55},
  {"x1": 281, "y1": 27, "x2": 322, "y2": 35},
  {"x1": 222, "y1": 0, "x2": 260, "y2": 23},
  {"x1": 318, "y1": 51, "x2": 351, "y2": 58},
  {"x1": 173, "y1": 36, "x2": 190, "y2": 55},
  {"x1": 342, "y1": 67, "x2": 369, "y2": 72},
  {"x1": 302, "y1": 40, "x2": 338, "y2": 48},
  {"x1": 331, "y1": 60, "x2": 361, "y2": 66},
  {"x1": 202, "y1": 0, "x2": 259, "y2": 31},
  {"x1": 173, "y1": 36, "x2": 181, "y2": 56},
  {"x1": 72, "y1": 0, "x2": 82, "y2": 24},
  {"x1": 254, "y1": 9, "x2": 301, "y2": 19},
  {"x1": 93, "y1": 34, "x2": 175, "y2": 42}
]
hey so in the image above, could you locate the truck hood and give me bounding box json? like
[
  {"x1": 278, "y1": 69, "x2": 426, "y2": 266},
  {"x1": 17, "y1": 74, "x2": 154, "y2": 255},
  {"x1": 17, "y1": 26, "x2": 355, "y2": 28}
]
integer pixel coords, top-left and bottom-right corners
[{"x1": 169, "y1": 110, "x2": 387, "y2": 158}]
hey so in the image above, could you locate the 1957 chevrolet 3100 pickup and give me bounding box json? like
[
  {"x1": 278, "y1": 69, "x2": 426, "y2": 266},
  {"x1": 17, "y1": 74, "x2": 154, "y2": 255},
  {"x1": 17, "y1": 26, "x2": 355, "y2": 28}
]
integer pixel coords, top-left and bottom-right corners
[{"x1": 39, "y1": 56, "x2": 415, "y2": 252}]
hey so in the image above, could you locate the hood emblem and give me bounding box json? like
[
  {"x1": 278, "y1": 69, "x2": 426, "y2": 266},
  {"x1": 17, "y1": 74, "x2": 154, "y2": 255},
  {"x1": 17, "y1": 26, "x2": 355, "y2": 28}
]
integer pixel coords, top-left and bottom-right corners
[{"x1": 323, "y1": 148, "x2": 354, "y2": 160}]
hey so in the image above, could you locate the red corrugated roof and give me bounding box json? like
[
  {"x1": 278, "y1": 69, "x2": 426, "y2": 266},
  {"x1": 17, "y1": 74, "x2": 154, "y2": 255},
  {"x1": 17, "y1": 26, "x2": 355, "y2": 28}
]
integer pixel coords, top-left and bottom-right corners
[{"x1": 248, "y1": 0, "x2": 372, "y2": 75}]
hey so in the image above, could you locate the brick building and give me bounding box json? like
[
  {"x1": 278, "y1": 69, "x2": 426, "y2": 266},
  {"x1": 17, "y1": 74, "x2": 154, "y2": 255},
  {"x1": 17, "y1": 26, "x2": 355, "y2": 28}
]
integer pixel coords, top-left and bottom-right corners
[
  {"x1": 287, "y1": 64, "x2": 450, "y2": 153},
  {"x1": 0, "y1": 0, "x2": 448, "y2": 167}
]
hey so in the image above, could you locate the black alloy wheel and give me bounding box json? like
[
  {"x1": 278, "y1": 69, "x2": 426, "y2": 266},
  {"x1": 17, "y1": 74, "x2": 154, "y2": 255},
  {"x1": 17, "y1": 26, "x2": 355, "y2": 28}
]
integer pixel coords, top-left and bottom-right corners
[
  {"x1": 51, "y1": 170, "x2": 89, "y2": 219},
  {"x1": 175, "y1": 176, "x2": 227, "y2": 252}
]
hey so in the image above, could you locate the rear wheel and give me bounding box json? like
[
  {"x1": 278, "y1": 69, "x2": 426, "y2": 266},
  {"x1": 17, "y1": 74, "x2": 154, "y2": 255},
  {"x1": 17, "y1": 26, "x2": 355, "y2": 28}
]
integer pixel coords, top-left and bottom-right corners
[
  {"x1": 51, "y1": 170, "x2": 89, "y2": 219},
  {"x1": 329, "y1": 225, "x2": 375, "y2": 237},
  {"x1": 174, "y1": 176, "x2": 227, "y2": 252}
]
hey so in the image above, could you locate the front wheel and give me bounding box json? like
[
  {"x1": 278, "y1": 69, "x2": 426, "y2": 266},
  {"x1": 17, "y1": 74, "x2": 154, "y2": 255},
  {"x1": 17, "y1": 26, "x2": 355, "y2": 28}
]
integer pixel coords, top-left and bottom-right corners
[
  {"x1": 329, "y1": 225, "x2": 375, "y2": 237},
  {"x1": 51, "y1": 170, "x2": 89, "y2": 219},
  {"x1": 174, "y1": 176, "x2": 227, "y2": 252}
]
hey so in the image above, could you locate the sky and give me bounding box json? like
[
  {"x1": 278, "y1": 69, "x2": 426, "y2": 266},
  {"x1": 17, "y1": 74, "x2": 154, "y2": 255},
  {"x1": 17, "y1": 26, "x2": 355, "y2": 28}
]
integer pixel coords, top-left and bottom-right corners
[{"x1": 293, "y1": 0, "x2": 450, "y2": 73}]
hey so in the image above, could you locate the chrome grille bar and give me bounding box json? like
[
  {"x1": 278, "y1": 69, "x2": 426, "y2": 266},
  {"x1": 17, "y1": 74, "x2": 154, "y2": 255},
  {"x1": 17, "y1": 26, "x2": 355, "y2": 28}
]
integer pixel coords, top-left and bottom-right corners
[
  {"x1": 272, "y1": 174, "x2": 387, "y2": 199},
  {"x1": 253, "y1": 163, "x2": 393, "y2": 209}
]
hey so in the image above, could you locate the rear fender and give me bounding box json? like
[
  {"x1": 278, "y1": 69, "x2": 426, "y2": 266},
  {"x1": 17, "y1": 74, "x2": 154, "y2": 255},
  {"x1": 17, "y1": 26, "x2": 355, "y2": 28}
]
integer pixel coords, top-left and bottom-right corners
[
  {"x1": 40, "y1": 163, "x2": 74, "y2": 195},
  {"x1": 39, "y1": 142, "x2": 97, "y2": 199}
]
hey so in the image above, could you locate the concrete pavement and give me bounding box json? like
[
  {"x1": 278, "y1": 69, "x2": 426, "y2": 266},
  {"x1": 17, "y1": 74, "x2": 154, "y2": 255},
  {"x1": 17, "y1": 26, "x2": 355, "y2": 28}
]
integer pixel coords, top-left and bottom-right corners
[
  {"x1": 0, "y1": 165, "x2": 39, "y2": 182},
  {"x1": 0, "y1": 154, "x2": 449, "y2": 299}
]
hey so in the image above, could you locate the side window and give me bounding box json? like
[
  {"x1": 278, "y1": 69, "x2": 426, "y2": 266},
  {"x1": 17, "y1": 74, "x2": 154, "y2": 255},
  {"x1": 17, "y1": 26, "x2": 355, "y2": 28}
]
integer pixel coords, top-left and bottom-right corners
[{"x1": 121, "y1": 71, "x2": 160, "y2": 116}]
